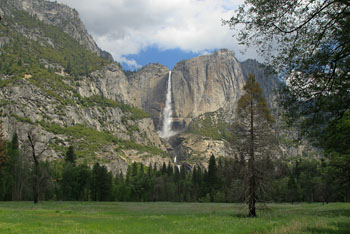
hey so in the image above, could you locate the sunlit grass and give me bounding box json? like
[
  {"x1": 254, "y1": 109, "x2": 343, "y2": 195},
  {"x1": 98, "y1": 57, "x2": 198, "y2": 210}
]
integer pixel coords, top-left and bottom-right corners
[{"x1": 0, "y1": 202, "x2": 349, "y2": 233}]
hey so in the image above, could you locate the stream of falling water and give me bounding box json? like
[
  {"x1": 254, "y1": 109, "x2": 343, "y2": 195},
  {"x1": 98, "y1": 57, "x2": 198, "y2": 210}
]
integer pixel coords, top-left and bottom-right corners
[{"x1": 159, "y1": 71, "x2": 176, "y2": 138}]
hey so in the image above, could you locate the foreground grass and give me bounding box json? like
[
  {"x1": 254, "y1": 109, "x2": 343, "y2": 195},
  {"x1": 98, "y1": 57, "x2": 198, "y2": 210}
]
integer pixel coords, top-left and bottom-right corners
[{"x1": 0, "y1": 202, "x2": 349, "y2": 233}]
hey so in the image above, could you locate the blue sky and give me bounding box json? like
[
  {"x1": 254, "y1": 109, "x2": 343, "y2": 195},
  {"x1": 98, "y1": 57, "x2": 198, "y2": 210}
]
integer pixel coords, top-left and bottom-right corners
[
  {"x1": 124, "y1": 47, "x2": 212, "y2": 70},
  {"x1": 56, "y1": 0, "x2": 258, "y2": 70}
]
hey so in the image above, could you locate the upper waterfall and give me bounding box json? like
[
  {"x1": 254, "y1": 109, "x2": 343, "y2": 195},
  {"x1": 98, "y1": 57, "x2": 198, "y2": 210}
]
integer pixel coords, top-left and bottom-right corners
[{"x1": 159, "y1": 71, "x2": 176, "y2": 138}]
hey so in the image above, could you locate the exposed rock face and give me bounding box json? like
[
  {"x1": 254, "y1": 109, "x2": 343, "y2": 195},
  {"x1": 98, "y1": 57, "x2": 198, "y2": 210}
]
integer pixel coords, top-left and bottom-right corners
[
  {"x1": 127, "y1": 64, "x2": 169, "y2": 129},
  {"x1": 172, "y1": 50, "x2": 245, "y2": 125},
  {"x1": 170, "y1": 133, "x2": 229, "y2": 167},
  {"x1": 77, "y1": 63, "x2": 130, "y2": 102},
  {"x1": 241, "y1": 59, "x2": 281, "y2": 110},
  {"x1": 1, "y1": 0, "x2": 112, "y2": 60}
]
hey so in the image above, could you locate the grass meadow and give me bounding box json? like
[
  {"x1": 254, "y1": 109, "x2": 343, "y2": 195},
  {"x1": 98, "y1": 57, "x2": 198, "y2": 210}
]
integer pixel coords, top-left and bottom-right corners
[{"x1": 0, "y1": 202, "x2": 349, "y2": 233}]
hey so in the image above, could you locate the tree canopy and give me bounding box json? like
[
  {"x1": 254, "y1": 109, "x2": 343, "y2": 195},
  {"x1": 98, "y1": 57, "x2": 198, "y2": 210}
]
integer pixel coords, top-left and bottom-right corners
[{"x1": 224, "y1": 0, "x2": 350, "y2": 140}]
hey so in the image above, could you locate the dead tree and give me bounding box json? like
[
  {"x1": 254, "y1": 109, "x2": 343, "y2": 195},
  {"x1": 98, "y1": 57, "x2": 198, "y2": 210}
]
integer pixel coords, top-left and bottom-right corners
[{"x1": 27, "y1": 131, "x2": 50, "y2": 204}]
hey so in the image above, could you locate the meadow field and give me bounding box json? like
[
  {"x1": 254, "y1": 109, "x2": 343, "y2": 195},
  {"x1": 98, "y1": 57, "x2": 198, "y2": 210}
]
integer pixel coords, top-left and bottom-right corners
[{"x1": 0, "y1": 202, "x2": 349, "y2": 233}]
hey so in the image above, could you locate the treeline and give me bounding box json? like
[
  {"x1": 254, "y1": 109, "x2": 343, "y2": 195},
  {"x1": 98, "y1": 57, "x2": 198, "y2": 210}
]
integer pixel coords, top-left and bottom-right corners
[{"x1": 0, "y1": 133, "x2": 348, "y2": 203}]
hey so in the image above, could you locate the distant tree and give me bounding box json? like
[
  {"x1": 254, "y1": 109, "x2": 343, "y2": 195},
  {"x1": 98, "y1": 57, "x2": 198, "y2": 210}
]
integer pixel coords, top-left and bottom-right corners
[
  {"x1": 167, "y1": 162, "x2": 173, "y2": 177},
  {"x1": 0, "y1": 124, "x2": 10, "y2": 201},
  {"x1": 235, "y1": 74, "x2": 276, "y2": 217},
  {"x1": 11, "y1": 133, "x2": 19, "y2": 150},
  {"x1": 62, "y1": 164, "x2": 91, "y2": 201},
  {"x1": 9, "y1": 132, "x2": 31, "y2": 201},
  {"x1": 90, "y1": 162, "x2": 100, "y2": 201},
  {"x1": 90, "y1": 162, "x2": 112, "y2": 201},
  {"x1": 131, "y1": 162, "x2": 138, "y2": 177},
  {"x1": 65, "y1": 59, "x2": 71, "y2": 74},
  {"x1": 147, "y1": 163, "x2": 153, "y2": 177},
  {"x1": 65, "y1": 145, "x2": 76, "y2": 165},
  {"x1": 207, "y1": 154, "x2": 218, "y2": 202},
  {"x1": 161, "y1": 162, "x2": 167, "y2": 175},
  {"x1": 286, "y1": 174, "x2": 299, "y2": 204}
]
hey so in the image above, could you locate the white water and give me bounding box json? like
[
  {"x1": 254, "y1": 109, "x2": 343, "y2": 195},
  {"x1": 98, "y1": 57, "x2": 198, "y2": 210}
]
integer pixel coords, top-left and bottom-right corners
[{"x1": 159, "y1": 71, "x2": 176, "y2": 138}]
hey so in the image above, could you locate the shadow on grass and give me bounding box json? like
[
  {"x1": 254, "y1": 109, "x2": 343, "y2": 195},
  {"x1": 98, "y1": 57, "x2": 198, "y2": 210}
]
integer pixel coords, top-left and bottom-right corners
[{"x1": 307, "y1": 221, "x2": 350, "y2": 234}]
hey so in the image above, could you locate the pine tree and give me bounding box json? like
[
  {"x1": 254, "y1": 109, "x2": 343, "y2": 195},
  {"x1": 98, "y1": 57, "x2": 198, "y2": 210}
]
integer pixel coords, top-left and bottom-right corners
[
  {"x1": 147, "y1": 163, "x2": 153, "y2": 177},
  {"x1": 235, "y1": 74, "x2": 275, "y2": 217},
  {"x1": 207, "y1": 154, "x2": 218, "y2": 202},
  {"x1": 65, "y1": 145, "x2": 76, "y2": 165},
  {"x1": 161, "y1": 162, "x2": 167, "y2": 175},
  {"x1": 11, "y1": 133, "x2": 19, "y2": 150},
  {"x1": 167, "y1": 162, "x2": 173, "y2": 177}
]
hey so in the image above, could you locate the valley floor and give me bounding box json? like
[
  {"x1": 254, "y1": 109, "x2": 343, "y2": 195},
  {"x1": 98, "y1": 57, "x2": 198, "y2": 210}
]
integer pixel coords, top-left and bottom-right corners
[{"x1": 0, "y1": 202, "x2": 349, "y2": 233}]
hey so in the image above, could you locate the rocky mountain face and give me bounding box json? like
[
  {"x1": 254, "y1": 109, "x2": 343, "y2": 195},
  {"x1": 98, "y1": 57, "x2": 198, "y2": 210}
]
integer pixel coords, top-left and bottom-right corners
[
  {"x1": 0, "y1": 0, "x2": 320, "y2": 174},
  {"x1": 0, "y1": 0, "x2": 112, "y2": 60},
  {"x1": 172, "y1": 50, "x2": 245, "y2": 124},
  {"x1": 126, "y1": 64, "x2": 170, "y2": 130}
]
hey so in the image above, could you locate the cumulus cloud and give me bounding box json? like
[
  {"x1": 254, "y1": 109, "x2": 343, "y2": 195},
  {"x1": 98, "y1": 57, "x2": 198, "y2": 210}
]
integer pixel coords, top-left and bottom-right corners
[{"x1": 55, "y1": 0, "x2": 258, "y2": 67}]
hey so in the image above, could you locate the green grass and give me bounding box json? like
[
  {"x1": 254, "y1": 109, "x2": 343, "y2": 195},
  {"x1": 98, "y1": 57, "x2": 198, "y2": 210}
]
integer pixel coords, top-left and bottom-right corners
[{"x1": 0, "y1": 202, "x2": 349, "y2": 233}]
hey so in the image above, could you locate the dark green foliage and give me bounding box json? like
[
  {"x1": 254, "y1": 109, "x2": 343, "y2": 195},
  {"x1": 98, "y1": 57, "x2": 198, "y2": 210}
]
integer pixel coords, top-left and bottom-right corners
[
  {"x1": 62, "y1": 164, "x2": 91, "y2": 201},
  {"x1": 11, "y1": 133, "x2": 18, "y2": 150},
  {"x1": 65, "y1": 146, "x2": 76, "y2": 165},
  {"x1": 0, "y1": 144, "x2": 347, "y2": 203},
  {"x1": 0, "y1": 134, "x2": 31, "y2": 201},
  {"x1": 90, "y1": 163, "x2": 113, "y2": 201},
  {"x1": 286, "y1": 175, "x2": 299, "y2": 203},
  {"x1": 324, "y1": 111, "x2": 350, "y2": 201},
  {"x1": 207, "y1": 154, "x2": 218, "y2": 202}
]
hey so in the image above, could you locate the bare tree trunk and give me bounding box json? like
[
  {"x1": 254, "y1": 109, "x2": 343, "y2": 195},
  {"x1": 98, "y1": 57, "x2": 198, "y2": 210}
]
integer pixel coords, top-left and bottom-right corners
[
  {"x1": 248, "y1": 98, "x2": 256, "y2": 217},
  {"x1": 248, "y1": 158, "x2": 256, "y2": 217},
  {"x1": 27, "y1": 131, "x2": 50, "y2": 204},
  {"x1": 33, "y1": 161, "x2": 39, "y2": 204}
]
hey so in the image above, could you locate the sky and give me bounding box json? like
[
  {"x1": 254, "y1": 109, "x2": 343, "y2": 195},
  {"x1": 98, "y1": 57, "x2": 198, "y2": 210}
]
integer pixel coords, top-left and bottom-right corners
[{"x1": 55, "y1": 0, "x2": 259, "y2": 70}]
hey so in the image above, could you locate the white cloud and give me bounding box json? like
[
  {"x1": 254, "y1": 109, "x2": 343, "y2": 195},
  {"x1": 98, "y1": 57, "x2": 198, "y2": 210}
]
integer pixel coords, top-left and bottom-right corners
[{"x1": 55, "y1": 0, "x2": 257, "y2": 67}]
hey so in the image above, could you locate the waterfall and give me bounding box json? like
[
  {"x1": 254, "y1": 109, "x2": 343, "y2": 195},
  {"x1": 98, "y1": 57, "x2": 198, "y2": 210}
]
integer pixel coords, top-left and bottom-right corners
[{"x1": 159, "y1": 71, "x2": 176, "y2": 138}]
